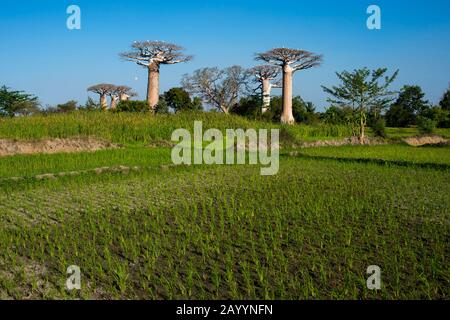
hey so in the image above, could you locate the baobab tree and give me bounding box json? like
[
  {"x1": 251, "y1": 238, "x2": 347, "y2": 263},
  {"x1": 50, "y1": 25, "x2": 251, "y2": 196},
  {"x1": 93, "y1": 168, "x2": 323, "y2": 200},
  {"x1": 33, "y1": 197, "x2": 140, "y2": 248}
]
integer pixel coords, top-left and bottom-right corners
[
  {"x1": 87, "y1": 84, "x2": 115, "y2": 110},
  {"x1": 256, "y1": 48, "x2": 322, "y2": 124},
  {"x1": 108, "y1": 85, "x2": 137, "y2": 109},
  {"x1": 120, "y1": 41, "x2": 192, "y2": 111},
  {"x1": 182, "y1": 66, "x2": 250, "y2": 114},
  {"x1": 116, "y1": 85, "x2": 137, "y2": 102},
  {"x1": 249, "y1": 65, "x2": 281, "y2": 114}
]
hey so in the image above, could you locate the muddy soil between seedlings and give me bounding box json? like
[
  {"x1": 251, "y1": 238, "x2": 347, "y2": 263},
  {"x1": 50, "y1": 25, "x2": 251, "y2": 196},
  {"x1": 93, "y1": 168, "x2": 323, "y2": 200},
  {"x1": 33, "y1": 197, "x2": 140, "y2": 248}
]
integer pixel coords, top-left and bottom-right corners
[{"x1": 0, "y1": 137, "x2": 120, "y2": 157}]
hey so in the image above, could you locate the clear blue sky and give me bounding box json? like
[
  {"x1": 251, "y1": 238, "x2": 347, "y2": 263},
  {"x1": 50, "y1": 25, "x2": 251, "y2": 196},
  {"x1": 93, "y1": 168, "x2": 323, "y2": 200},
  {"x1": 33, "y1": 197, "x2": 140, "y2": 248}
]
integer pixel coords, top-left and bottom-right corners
[{"x1": 0, "y1": 0, "x2": 449, "y2": 110}]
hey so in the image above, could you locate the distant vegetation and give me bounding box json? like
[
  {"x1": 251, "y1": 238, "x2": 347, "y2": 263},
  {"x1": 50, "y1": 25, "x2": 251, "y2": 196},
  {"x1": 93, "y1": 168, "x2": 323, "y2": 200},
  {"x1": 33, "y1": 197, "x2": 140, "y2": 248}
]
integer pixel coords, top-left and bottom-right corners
[{"x1": 1, "y1": 83, "x2": 448, "y2": 141}]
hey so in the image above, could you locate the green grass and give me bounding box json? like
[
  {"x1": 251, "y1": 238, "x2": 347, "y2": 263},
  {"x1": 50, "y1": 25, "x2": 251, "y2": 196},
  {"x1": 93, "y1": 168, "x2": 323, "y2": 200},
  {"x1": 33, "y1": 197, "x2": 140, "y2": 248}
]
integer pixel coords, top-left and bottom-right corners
[
  {"x1": 295, "y1": 144, "x2": 450, "y2": 166},
  {"x1": 0, "y1": 147, "x2": 171, "y2": 179},
  {"x1": 0, "y1": 111, "x2": 359, "y2": 145},
  {"x1": 2, "y1": 112, "x2": 448, "y2": 147},
  {"x1": 386, "y1": 127, "x2": 450, "y2": 139},
  {"x1": 0, "y1": 112, "x2": 449, "y2": 300}
]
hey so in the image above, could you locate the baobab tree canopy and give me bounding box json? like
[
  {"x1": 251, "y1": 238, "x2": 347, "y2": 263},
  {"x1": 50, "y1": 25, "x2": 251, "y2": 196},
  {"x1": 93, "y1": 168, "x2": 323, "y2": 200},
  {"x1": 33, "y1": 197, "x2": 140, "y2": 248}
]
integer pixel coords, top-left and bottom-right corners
[
  {"x1": 256, "y1": 48, "x2": 323, "y2": 71},
  {"x1": 120, "y1": 41, "x2": 193, "y2": 67},
  {"x1": 120, "y1": 41, "x2": 193, "y2": 110},
  {"x1": 249, "y1": 65, "x2": 280, "y2": 80},
  {"x1": 114, "y1": 86, "x2": 137, "y2": 99},
  {"x1": 87, "y1": 83, "x2": 116, "y2": 95}
]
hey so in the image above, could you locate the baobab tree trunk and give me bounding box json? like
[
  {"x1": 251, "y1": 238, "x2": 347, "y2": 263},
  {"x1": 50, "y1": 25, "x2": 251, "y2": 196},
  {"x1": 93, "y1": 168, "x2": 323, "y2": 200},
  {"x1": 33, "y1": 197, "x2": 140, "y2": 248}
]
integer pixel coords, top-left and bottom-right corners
[
  {"x1": 100, "y1": 94, "x2": 107, "y2": 111},
  {"x1": 281, "y1": 65, "x2": 295, "y2": 124},
  {"x1": 147, "y1": 62, "x2": 160, "y2": 111},
  {"x1": 110, "y1": 96, "x2": 119, "y2": 110},
  {"x1": 262, "y1": 79, "x2": 271, "y2": 114}
]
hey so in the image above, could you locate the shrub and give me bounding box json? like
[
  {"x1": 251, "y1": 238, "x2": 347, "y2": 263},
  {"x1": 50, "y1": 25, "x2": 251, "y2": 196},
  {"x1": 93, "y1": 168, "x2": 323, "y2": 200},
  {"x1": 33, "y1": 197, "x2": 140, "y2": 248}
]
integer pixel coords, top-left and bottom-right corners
[
  {"x1": 369, "y1": 117, "x2": 387, "y2": 138},
  {"x1": 417, "y1": 116, "x2": 436, "y2": 134},
  {"x1": 115, "y1": 100, "x2": 149, "y2": 113}
]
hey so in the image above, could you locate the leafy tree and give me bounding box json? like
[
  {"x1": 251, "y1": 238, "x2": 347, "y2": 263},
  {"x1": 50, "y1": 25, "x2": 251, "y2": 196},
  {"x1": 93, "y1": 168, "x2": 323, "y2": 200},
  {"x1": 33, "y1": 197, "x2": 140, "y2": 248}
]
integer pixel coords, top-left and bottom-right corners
[
  {"x1": 386, "y1": 85, "x2": 429, "y2": 127},
  {"x1": 155, "y1": 95, "x2": 170, "y2": 114},
  {"x1": 0, "y1": 85, "x2": 40, "y2": 117},
  {"x1": 439, "y1": 88, "x2": 450, "y2": 110},
  {"x1": 42, "y1": 100, "x2": 79, "y2": 114},
  {"x1": 322, "y1": 68, "x2": 398, "y2": 142},
  {"x1": 321, "y1": 106, "x2": 350, "y2": 125},
  {"x1": 57, "y1": 100, "x2": 78, "y2": 113},
  {"x1": 432, "y1": 107, "x2": 450, "y2": 128},
  {"x1": 79, "y1": 97, "x2": 101, "y2": 111},
  {"x1": 163, "y1": 87, "x2": 203, "y2": 113},
  {"x1": 231, "y1": 95, "x2": 262, "y2": 118}
]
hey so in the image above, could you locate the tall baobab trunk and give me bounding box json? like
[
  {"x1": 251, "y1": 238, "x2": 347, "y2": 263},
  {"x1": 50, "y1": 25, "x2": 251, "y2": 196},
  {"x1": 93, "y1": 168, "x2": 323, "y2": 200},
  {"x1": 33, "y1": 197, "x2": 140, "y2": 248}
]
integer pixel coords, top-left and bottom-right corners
[
  {"x1": 262, "y1": 79, "x2": 272, "y2": 114},
  {"x1": 110, "y1": 95, "x2": 119, "y2": 110},
  {"x1": 100, "y1": 94, "x2": 108, "y2": 111},
  {"x1": 147, "y1": 62, "x2": 160, "y2": 111},
  {"x1": 281, "y1": 64, "x2": 295, "y2": 124}
]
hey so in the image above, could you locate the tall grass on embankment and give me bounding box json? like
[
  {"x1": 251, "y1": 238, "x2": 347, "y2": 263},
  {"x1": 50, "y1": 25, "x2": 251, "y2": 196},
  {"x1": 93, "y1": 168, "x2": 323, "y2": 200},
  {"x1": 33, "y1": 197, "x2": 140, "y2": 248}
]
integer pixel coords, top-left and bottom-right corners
[{"x1": 0, "y1": 111, "x2": 354, "y2": 145}]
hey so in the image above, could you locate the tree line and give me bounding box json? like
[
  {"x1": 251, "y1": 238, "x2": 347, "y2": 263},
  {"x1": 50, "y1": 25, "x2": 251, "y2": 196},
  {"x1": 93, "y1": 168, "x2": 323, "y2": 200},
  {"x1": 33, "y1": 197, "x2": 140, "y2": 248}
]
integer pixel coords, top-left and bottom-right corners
[{"x1": 1, "y1": 40, "x2": 449, "y2": 141}]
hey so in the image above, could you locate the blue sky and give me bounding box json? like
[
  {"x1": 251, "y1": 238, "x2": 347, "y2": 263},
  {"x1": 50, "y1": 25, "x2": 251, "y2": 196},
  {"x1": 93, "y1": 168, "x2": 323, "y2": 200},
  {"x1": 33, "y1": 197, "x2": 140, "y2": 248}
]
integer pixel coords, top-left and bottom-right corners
[{"x1": 0, "y1": 0, "x2": 449, "y2": 110}]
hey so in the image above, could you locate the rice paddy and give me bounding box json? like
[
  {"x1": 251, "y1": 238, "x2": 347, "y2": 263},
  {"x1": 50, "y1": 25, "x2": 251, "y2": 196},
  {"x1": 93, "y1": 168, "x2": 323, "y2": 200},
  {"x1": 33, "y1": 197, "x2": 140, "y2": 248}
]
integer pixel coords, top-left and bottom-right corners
[{"x1": 0, "y1": 112, "x2": 448, "y2": 300}]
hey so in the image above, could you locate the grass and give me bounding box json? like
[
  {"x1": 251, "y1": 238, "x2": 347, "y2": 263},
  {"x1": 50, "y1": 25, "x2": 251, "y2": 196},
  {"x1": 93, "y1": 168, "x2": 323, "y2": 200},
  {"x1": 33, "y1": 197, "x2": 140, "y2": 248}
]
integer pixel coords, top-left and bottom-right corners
[
  {"x1": 0, "y1": 111, "x2": 372, "y2": 145},
  {"x1": 0, "y1": 147, "x2": 171, "y2": 179},
  {"x1": 386, "y1": 127, "x2": 450, "y2": 139},
  {"x1": 295, "y1": 144, "x2": 450, "y2": 166},
  {"x1": 0, "y1": 153, "x2": 449, "y2": 299},
  {"x1": 0, "y1": 112, "x2": 449, "y2": 300},
  {"x1": 2, "y1": 112, "x2": 448, "y2": 147}
]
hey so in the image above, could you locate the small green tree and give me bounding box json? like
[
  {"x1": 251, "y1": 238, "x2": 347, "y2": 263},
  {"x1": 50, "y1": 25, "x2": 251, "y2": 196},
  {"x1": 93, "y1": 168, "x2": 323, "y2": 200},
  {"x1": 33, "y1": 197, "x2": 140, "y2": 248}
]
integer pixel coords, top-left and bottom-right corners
[
  {"x1": 439, "y1": 88, "x2": 450, "y2": 110},
  {"x1": 0, "y1": 85, "x2": 40, "y2": 117},
  {"x1": 322, "y1": 68, "x2": 398, "y2": 142},
  {"x1": 386, "y1": 85, "x2": 429, "y2": 127},
  {"x1": 231, "y1": 95, "x2": 262, "y2": 118},
  {"x1": 163, "y1": 87, "x2": 203, "y2": 113},
  {"x1": 56, "y1": 100, "x2": 78, "y2": 113},
  {"x1": 155, "y1": 95, "x2": 170, "y2": 114},
  {"x1": 80, "y1": 97, "x2": 101, "y2": 111}
]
